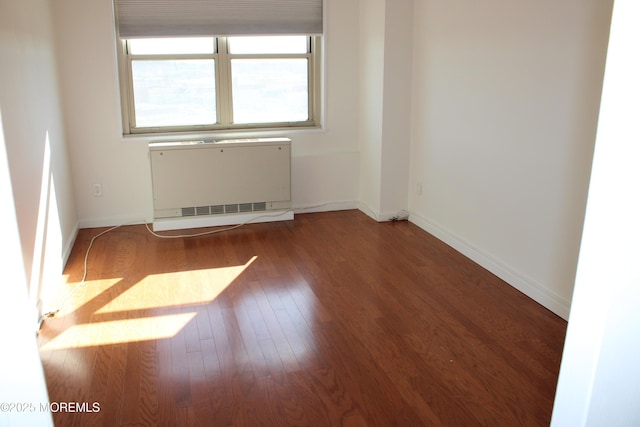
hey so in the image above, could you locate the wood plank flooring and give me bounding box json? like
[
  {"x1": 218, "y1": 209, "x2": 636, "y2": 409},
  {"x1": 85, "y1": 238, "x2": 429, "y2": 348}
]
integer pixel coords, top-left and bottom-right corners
[{"x1": 38, "y1": 210, "x2": 567, "y2": 426}]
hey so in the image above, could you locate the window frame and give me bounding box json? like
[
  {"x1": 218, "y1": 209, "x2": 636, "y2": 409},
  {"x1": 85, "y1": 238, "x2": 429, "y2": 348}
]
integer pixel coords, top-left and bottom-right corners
[{"x1": 117, "y1": 35, "x2": 321, "y2": 136}]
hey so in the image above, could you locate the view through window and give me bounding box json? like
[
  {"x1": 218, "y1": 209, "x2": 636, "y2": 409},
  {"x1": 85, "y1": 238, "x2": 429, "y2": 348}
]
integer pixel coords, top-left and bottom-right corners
[{"x1": 122, "y1": 36, "x2": 319, "y2": 134}]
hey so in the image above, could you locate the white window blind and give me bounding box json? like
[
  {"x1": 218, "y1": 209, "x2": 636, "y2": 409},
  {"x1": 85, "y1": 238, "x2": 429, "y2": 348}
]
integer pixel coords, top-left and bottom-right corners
[{"x1": 115, "y1": 0, "x2": 323, "y2": 38}]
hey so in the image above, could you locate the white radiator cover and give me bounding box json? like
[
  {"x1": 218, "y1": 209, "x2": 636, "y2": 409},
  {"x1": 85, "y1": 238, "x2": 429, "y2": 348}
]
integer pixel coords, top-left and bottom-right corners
[{"x1": 149, "y1": 138, "x2": 292, "y2": 229}]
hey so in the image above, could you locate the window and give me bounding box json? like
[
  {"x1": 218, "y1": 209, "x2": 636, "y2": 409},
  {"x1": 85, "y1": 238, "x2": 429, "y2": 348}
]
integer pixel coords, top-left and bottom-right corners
[{"x1": 119, "y1": 35, "x2": 321, "y2": 135}]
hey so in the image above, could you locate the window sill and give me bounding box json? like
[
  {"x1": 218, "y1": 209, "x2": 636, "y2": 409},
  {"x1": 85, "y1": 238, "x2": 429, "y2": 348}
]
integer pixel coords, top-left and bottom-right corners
[{"x1": 121, "y1": 124, "x2": 325, "y2": 143}]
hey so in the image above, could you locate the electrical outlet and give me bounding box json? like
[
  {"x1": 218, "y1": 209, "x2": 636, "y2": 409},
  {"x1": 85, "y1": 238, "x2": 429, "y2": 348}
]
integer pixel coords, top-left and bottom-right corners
[
  {"x1": 92, "y1": 183, "x2": 103, "y2": 197},
  {"x1": 416, "y1": 181, "x2": 423, "y2": 196}
]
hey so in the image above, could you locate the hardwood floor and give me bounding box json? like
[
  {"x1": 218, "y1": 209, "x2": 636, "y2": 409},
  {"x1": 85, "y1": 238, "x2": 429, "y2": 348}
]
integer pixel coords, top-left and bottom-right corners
[{"x1": 38, "y1": 210, "x2": 567, "y2": 426}]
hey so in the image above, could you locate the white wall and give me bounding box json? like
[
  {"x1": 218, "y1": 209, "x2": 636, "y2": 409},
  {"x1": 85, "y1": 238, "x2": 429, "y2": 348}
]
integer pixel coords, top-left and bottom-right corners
[
  {"x1": 292, "y1": 0, "x2": 360, "y2": 212},
  {"x1": 551, "y1": 1, "x2": 640, "y2": 424},
  {"x1": 358, "y1": 0, "x2": 385, "y2": 217},
  {"x1": 0, "y1": 118, "x2": 53, "y2": 427},
  {"x1": 358, "y1": 0, "x2": 413, "y2": 220},
  {"x1": 0, "y1": 0, "x2": 78, "y2": 319},
  {"x1": 408, "y1": 0, "x2": 613, "y2": 318},
  {"x1": 0, "y1": 122, "x2": 53, "y2": 427},
  {"x1": 0, "y1": 0, "x2": 79, "y2": 423},
  {"x1": 52, "y1": 0, "x2": 361, "y2": 228},
  {"x1": 379, "y1": 0, "x2": 412, "y2": 218}
]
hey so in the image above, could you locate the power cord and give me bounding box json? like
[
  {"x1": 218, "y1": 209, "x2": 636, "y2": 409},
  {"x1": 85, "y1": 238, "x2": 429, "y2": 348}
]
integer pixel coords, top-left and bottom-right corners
[
  {"x1": 39, "y1": 203, "x2": 410, "y2": 325},
  {"x1": 39, "y1": 223, "x2": 131, "y2": 323},
  {"x1": 39, "y1": 202, "x2": 337, "y2": 324}
]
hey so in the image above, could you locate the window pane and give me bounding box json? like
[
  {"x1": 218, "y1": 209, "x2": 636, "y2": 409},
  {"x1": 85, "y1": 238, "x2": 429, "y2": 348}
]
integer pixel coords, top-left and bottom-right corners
[
  {"x1": 228, "y1": 36, "x2": 308, "y2": 54},
  {"x1": 131, "y1": 60, "x2": 216, "y2": 127},
  {"x1": 231, "y1": 59, "x2": 308, "y2": 124},
  {"x1": 129, "y1": 37, "x2": 215, "y2": 55}
]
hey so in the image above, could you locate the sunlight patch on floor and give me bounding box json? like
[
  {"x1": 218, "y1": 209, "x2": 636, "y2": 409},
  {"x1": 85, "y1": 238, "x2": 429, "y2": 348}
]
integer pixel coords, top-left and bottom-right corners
[
  {"x1": 41, "y1": 312, "x2": 197, "y2": 350},
  {"x1": 54, "y1": 278, "x2": 122, "y2": 317},
  {"x1": 95, "y1": 256, "x2": 257, "y2": 314}
]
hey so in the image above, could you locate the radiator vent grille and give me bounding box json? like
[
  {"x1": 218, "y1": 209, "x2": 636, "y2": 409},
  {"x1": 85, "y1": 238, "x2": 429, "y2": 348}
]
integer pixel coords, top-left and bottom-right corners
[
  {"x1": 224, "y1": 204, "x2": 239, "y2": 214},
  {"x1": 179, "y1": 202, "x2": 270, "y2": 217}
]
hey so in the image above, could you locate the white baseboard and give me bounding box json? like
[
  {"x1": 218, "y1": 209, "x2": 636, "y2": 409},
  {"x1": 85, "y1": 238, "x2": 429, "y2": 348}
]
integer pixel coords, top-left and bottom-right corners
[
  {"x1": 294, "y1": 200, "x2": 358, "y2": 214},
  {"x1": 153, "y1": 210, "x2": 294, "y2": 232},
  {"x1": 357, "y1": 202, "x2": 410, "y2": 222},
  {"x1": 78, "y1": 201, "x2": 360, "y2": 230},
  {"x1": 409, "y1": 212, "x2": 571, "y2": 320},
  {"x1": 61, "y1": 222, "x2": 79, "y2": 269},
  {"x1": 78, "y1": 214, "x2": 150, "y2": 229}
]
